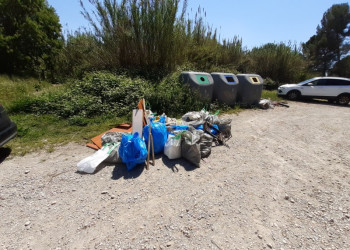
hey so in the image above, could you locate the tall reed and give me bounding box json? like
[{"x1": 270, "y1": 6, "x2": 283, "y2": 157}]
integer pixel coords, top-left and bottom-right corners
[{"x1": 246, "y1": 42, "x2": 307, "y2": 83}]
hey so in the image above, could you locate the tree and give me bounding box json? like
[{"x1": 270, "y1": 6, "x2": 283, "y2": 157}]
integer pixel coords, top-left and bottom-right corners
[
  {"x1": 303, "y1": 3, "x2": 350, "y2": 75},
  {"x1": 0, "y1": 0, "x2": 63, "y2": 77},
  {"x1": 332, "y1": 56, "x2": 350, "y2": 77},
  {"x1": 56, "y1": 31, "x2": 102, "y2": 79}
]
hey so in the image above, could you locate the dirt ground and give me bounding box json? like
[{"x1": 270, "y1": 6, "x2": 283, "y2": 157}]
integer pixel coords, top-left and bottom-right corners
[{"x1": 0, "y1": 101, "x2": 349, "y2": 249}]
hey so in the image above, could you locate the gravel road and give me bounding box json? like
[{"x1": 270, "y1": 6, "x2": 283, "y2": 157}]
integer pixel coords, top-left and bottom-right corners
[{"x1": 1, "y1": 101, "x2": 349, "y2": 249}]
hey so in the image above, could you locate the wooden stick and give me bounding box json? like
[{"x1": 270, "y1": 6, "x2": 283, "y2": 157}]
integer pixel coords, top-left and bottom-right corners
[
  {"x1": 146, "y1": 121, "x2": 151, "y2": 170},
  {"x1": 150, "y1": 132, "x2": 155, "y2": 166}
]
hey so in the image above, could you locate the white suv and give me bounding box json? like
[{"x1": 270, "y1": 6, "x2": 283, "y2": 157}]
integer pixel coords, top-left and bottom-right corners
[{"x1": 278, "y1": 77, "x2": 350, "y2": 105}]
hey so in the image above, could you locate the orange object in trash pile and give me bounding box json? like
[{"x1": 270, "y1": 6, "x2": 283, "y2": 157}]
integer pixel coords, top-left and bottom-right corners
[{"x1": 87, "y1": 124, "x2": 132, "y2": 150}]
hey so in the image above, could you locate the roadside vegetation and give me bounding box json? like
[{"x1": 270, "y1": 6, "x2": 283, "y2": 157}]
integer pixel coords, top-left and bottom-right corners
[
  {"x1": 0, "y1": 75, "x2": 128, "y2": 155},
  {"x1": 0, "y1": 72, "x2": 278, "y2": 156},
  {"x1": 0, "y1": 0, "x2": 349, "y2": 155}
]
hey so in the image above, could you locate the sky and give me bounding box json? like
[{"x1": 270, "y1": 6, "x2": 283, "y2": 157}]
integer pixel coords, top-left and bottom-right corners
[{"x1": 47, "y1": 0, "x2": 350, "y2": 49}]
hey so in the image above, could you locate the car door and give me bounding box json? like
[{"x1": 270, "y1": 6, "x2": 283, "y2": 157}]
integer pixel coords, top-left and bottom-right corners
[
  {"x1": 301, "y1": 79, "x2": 328, "y2": 97},
  {"x1": 330, "y1": 79, "x2": 350, "y2": 96}
]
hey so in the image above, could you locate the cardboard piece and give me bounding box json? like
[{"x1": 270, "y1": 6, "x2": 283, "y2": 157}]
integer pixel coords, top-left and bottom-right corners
[
  {"x1": 86, "y1": 143, "x2": 100, "y2": 150},
  {"x1": 87, "y1": 99, "x2": 147, "y2": 150},
  {"x1": 87, "y1": 124, "x2": 132, "y2": 150}
]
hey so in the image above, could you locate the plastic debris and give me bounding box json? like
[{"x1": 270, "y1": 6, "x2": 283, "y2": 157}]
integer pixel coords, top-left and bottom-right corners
[
  {"x1": 119, "y1": 133, "x2": 148, "y2": 171},
  {"x1": 143, "y1": 121, "x2": 167, "y2": 154},
  {"x1": 196, "y1": 124, "x2": 219, "y2": 135},
  {"x1": 199, "y1": 133, "x2": 213, "y2": 158},
  {"x1": 77, "y1": 143, "x2": 119, "y2": 174},
  {"x1": 181, "y1": 110, "x2": 208, "y2": 127},
  {"x1": 259, "y1": 99, "x2": 273, "y2": 109},
  {"x1": 164, "y1": 134, "x2": 182, "y2": 160},
  {"x1": 216, "y1": 118, "x2": 232, "y2": 138},
  {"x1": 181, "y1": 129, "x2": 201, "y2": 167},
  {"x1": 101, "y1": 132, "x2": 124, "y2": 145},
  {"x1": 101, "y1": 132, "x2": 125, "y2": 163}
]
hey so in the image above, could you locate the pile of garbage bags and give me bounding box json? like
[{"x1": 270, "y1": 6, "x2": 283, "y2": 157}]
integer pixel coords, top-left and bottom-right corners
[{"x1": 77, "y1": 109, "x2": 232, "y2": 173}]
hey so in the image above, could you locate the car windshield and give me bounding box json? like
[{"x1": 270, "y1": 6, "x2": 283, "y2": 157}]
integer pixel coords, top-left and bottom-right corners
[{"x1": 297, "y1": 78, "x2": 316, "y2": 85}]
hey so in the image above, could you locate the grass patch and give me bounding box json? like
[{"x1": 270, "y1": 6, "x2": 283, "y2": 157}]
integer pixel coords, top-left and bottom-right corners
[
  {"x1": 6, "y1": 114, "x2": 129, "y2": 156},
  {"x1": 0, "y1": 75, "x2": 56, "y2": 108},
  {"x1": 222, "y1": 105, "x2": 243, "y2": 115},
  {"x1": 261, "y1": 90, "x2": 281, "y2": 101}
]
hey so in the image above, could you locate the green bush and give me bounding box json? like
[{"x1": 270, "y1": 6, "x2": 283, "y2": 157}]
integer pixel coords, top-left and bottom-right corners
[
  {"x1": 264, "y1": 77, "x2": 279, "y2": 90},
  {"x1": 9, "y1": 70, "x2": 236, "y2": 120},
  {"x1": 18, "y1": 72, "x2": 149, "y2": 118},
  {"x1": 145, "y1": 70, "x2": 207, "y2": 117},
  {"x1": 7, "y1": 96, "x2": 38, "y2": 114}
]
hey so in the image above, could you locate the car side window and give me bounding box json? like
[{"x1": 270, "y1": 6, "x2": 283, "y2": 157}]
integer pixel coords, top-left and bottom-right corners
[
  {"x1": 326, "y1": 79, "x2": 350, "y2": 86},
  {"x1": 317, "y1": 79, "x2": 328, "y2": 86},
  {"x1": 306, "y1": 81, "x2": 316, "y2": 86},
  {"x1": 309, "y1": 80, "x2": 326, "y2": 86},
  {"x1": 334, "y1": 79, "x2": 342, "y2": 85},
  {"x1": 327, "y1": 79, "x2": 339, "y2": 86},
  {"x1": 338, "y1": 80, "x2": 350, "y2": 86}
]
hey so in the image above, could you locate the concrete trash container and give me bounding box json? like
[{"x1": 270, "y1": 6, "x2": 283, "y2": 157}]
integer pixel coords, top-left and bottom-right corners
[
  {"x1": 211, "y1": 72, "x2": 239, "y2": 105},
  {"x1": 179, "y1": 72, "x2": 214, "y2": 102},
  {"x1": 236, "y1": 74, "x2": 264, "y2": 105}
]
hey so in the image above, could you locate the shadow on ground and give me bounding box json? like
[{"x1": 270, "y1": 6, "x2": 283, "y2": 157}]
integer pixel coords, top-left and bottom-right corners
[
  {"x1": 0, "y1": 147, "x2": 12, "y2": 164},
  {"x1": 110, "y1": 153, "x2": 198, "y2": 179},
  {"x1": 111, "y1": 162, "x2": 145, "y2": 180},
  {"x1": 282, "y1": 98, "x2": 349, "y2": 108},
  {"x1": 161, "y1": 155, "x2": 198, "y2": 172},
  {"x1": 308, "y1": 99, "x2": 350, "y2": 108}
]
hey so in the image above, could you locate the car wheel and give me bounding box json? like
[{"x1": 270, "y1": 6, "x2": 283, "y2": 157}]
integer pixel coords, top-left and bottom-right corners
[
  {"x1": 337, "y1": 94, "x2": 350, "y2": 105},
  {"x1": 287, "y1": 90, "x2": 300, "y2": 101}
]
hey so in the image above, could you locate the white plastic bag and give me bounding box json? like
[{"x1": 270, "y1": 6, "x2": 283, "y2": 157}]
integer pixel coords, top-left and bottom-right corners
[
  {"x1": 77, "y1": 143, "x2": 119, "y2": 173},
  {"x1": 164, "y1": 134, "x2": 181, "y2": 160}
]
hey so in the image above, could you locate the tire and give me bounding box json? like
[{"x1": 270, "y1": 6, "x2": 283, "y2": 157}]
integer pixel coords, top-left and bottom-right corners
[
  {"x1": 336, "y1": 94, "x2": 350, "y2": 105},
  {"x1": 287, "y1": 90, "x2": 300, "y2": 101}
]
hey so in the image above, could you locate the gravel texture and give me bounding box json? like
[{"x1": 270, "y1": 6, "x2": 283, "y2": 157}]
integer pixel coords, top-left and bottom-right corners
[{"x1": 0, "y1": 101, "x2": 350, "y2": 249}]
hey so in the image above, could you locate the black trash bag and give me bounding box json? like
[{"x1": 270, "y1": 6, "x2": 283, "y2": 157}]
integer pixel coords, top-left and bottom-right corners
[
  {"x1": 217, "y1": 118, "x2": 232, "y2": 138},
  {"x1": 205, "y1": 114, "x2": 220, "y2": 125},
  {"x1": 181, "y1": 111, "x2": 207, "y2": 127},
  {"x1": 181, "y1": 130, "x2": 201, "y2": 167},
  {"x1": 187, "y1": 126, "x2": 213, "y2": 158},
  {"x1": 199, "y1": 133, "x2": 213, "y2": 158}
]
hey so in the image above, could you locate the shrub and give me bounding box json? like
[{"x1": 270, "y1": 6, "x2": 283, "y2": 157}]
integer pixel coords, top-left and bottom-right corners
[
  {"x1": 145, "y1": 70, "x2": 207, "y2": 117},
  {"x1": 9, "y1": 70, "x2": 229, "y2": 120},
  {"x1": 27, "y1": 72, "x2": 149, "y2": 118},
  {"x1": 264, "y1": 77, "x2": 279, "y2": 90},
  {"x1": 246, "y1": 43, "x2": 307, "y2": 83}
]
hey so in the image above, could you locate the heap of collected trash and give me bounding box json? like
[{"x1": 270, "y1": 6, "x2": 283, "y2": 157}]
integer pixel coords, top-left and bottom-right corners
[{"x1": 77, "y1": 107, "x2": 232, "y2": 174}]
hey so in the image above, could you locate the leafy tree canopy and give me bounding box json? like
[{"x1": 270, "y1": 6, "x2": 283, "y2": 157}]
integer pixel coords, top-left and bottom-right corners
[
  {"x1": 332, "y1": 55, "x2": 350, "y2": 77},
  {"x1": 0, "y1": 0, "x2": 63, "y2": 77},
  {"x1": 303, "y1": 3, "x2": 350, "y2": 75}
]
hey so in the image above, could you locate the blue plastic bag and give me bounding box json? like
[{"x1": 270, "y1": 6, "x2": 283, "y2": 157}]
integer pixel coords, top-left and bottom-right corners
[
  {"x1": 143, "y1": 122, "x2": 167, "y2": 154},
  {"x1": 159, "y1": 116, "x2": 166, "y2": 123},
  {"x1": 172, "y1": 125, "x2": 189, "y2": 131},
  {"x1": 196, "y1": 124, "x2": 219, "y2": 135},
  {"x1": 168, "y1": 125, "x2": 189, "y2": 136},
  {"x1": 119, "y1": 133, "x2": 148, "y2": 171}
]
